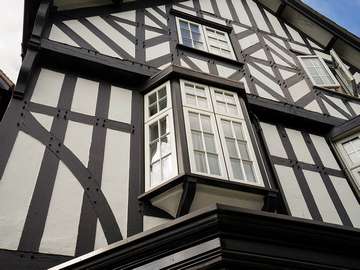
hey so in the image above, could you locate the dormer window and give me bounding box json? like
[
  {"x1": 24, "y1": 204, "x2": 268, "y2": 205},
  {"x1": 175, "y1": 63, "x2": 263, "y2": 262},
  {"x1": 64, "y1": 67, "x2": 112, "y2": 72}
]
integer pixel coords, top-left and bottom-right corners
[{"x1": 176, "y1": 17, "x2": 236, "y2": 60}]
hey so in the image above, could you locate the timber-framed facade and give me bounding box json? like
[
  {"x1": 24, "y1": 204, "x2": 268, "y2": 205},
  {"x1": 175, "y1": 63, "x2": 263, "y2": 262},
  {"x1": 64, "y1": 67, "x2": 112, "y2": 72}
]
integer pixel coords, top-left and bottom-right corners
[{"x1": 0, "y1": 0, "x2": 360, "y2": 269}]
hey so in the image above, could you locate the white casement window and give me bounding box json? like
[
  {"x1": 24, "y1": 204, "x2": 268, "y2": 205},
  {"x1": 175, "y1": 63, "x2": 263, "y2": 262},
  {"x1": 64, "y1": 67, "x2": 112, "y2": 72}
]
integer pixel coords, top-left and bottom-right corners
[
  {"x1": 176, "y1": 18, "x2": 236, "y2": 60},
  {"x1": 299, "y1": 55, "x2": 340, "y2": 88},
  {"x1": 180, "y1": 80, "x2": 212, "y2": 112},
  {"x1": 181, "y1": 80, "x2": 264, "y2": 186},
  {"x1": 183, "y1": 108, "x2": 227, "y2": 179},
  {"x1": 144, "y1": 82, "x2": 178, "y2": 191},
  {"x1": 210, "y1": 88, "x2": 243, "y2": 118},
  {"x1": 330, "y1": 49, "x2": 357, "y2": 95},
  {"x1": 204, "y1": 27, "x2": 235, "y2": 59},
  {"x1": 144, "y1": 82, "x2": 172, "y2": 122},
  {"x1": 336, "y1": 133, "x2": 360, "y2": 189}
]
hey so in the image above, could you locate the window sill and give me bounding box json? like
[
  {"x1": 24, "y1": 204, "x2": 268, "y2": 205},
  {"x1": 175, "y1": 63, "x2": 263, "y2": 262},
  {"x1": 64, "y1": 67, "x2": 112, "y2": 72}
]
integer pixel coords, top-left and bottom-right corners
[{"x1": 177, "y1": 44, "x2": 243, "y2": 68}]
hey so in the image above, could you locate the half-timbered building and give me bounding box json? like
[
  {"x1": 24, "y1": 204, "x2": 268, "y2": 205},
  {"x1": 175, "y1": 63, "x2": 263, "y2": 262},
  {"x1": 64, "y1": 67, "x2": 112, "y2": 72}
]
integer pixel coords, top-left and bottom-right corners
[{"x1": 1, "y1": 0, "x2": 360, "y2": 269}]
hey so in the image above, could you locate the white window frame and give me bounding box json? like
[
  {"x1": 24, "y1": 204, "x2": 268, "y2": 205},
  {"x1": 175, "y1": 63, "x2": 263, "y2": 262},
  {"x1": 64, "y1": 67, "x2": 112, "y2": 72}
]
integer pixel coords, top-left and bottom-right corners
[
  {"x1": 330, "y1": 49, "x2": 356, "y2": 95},
  {"x1": 176, "y1": 17, "x2": 236, "y2": 60},
  {"x1": 298, "y1": 55, "x2": 340, "y2": 89},
  {"x1": 203, "y1": 26, "x2": 236, "y2": 60},
  {"x1": 335, "y1": 133, "x2": 360, "y2": 190},
  {"x1": 183, "y1": 107, "x2": 228, "y2": 180},
  {"x1": 144, "y1": 81, "x2": 172, "y2": 123},
  {"x1": 144, "y1": 82, "x2": 178, "y2": 191},
  {"x1": 180, "y1": 79, "x2": 213, "y2": 112},
  {"x1": 210, "y1": 87, "x2": 243, "y2": 119},
  {"x1": 216, "y1": 115, "x2": 264, "y2": 187}
]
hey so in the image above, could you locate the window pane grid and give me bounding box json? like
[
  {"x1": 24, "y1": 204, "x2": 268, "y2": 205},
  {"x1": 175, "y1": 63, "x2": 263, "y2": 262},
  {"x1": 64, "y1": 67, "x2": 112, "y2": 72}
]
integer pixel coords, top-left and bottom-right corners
[
  {"x1": 149, "y1": 115, "x2": 173, "y2": 187},
  {"x1": 214, "y1": 90, "x2": 239, "y2": 116},
  {"x1": 184, "y1": 83, "x2": 209, "y2": 110},
  {"x1": 148, "y1": 86, "x2": 168, "y2": 117},
  {"x1": 189, "y1": 112, "x2": 221, "y2": 176},
  {"x1": 222, "y1": 119, "x2": 255, "y2": 182},
  {"x1": 302, "y1": 57, "x2": 336, "y2": 86},
  {"x1": 343, "y1": 137, "x2": 360, "y2": 164},
  {"x1": 179, "y1": 20, "x2": 205, "y2": 50}
]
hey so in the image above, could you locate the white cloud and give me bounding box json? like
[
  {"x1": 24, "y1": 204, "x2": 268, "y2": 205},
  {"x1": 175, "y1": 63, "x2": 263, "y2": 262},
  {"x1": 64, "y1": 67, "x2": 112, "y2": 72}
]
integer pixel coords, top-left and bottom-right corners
[{"x1": 0, "y1": 0, "x2": 24, "y2": 82}]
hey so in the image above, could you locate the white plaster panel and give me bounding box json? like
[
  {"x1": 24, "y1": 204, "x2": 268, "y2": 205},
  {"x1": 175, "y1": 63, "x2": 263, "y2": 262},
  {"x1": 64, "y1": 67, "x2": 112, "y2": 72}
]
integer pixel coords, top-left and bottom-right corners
[
  {"x1": 101, "y1": 129, "x2": 130, "y2": 239},
  {"x1": 248, "y1": 65, "x2": 283, "y2": 96},
  {"x1": 254, "y1": 62, "x2": 274, "y2": 77},
  {"x1": 94, "y1": 220, "x2": 108, "y2": 250},
  {"x1": 285, "y1": 24, "x2": 305, "y2": 44},
  {"x1": 145, "y1": 14, "x2": 162, "y2": 29},
  {"x1": 114, "y1": 21, "x2": 136, "y2": 36},
  {"x1": 49, "y1": 24, "x2": 79, "y2": 47},
  {"x1": 111, "y1": 10, "x2": 136, "y2": 22},
  {"x1": 265, "y1": 10, "x2": 287, "y2": 38},
  {"x1": 39, "y1": 162, "x2": 84, "y2": 256},
  {"x1": 289, "y1": 42, "x2": 311, "y2": 54},
  {"x1": 330, "y1": 176, "x2": 360, "y2": 228},
  {"x1": 264, "y1": 38, "x2": 296, "y2": 65},
  {"x1": 326, "y1": 96, "x2": 351, "y2": 116},
  {"x1": 146, "y1": 8, "x2": 167, "y2": 26},
  {"x1": 216, "y1": 64, "x2": 237, "y2": 78},
  {"x1": 199, "y1": 0, "x2": 214, "y2": 13},
  {"x1": 285, "y1": 128, "x2": 314, "y2": 164},
  {"x1": 256, "y1": 85, "x2": 278, "y2": 101},
  {"x1": 180, "y1": 1, "x2": 194, "y2": 8},
  {"x1": 231, "y1": 0, "x2": 251, "y2": 26},
  {"x1": 203, "y1": 14, "x2": 227, "y2": 25},
  {"x1": 146, "y1": 42, "x2": 170, "y2": 61},
  {"x1": 271, "y1": 52, "x2": 291, "y2": 67},
  {"x1": 240, "y1": 77, "x2": 250, "y2": 93},
  {"x1": 308, "y1": 39, "x2": 323, "y2": 50},
  {"x1": 71, "y1": 77, "x2": 99, "y2": 116},
  {"x1": 247, "y1": 0, "x2": 269, "y2": 32},
  {"x1": 279, "y1": 69, "x2": 296, "y2": 80},
  {"x1": 188, "y1": 56, "x2": 209, "y2": 73},
  {"x1": 31, "y1": 68, "x2": 64, "y2": 107},
  {"x1": 268, "y1": 35, "x2": 287, "y2": 49},
  {"x1": 288, "y1": 80, "x2": 311, "y2": 102},
  {"x1": 31, "y1": 112, "x2": 54, "y2": 132},
  {"x1": 323, "y1": 100, "x2": 348, "y2": 120},
  {"x1": 274, "y1": 165, "x2": 312, "y2": 219},
  {"x1": 239, "y1": 33, "x2": 259, "y2": 50},
  {"x1": 260, "y1": 122, "x2": 287, "y2": 158},
  {"x1": 87, "y1": 16, "x2": 135, "y2": 58},
  {"x1": 0, "y1": 132, "x2": 45, "y2": 250},
  {"x1": 303, "y1": 170, "x2": 342, "y2": 225},
  {"x1": 108, "y1": 86, "x2": 132, "y2": 123},
  {"x1": 145, "y1": 29, "x2": 163, "y2": 40},
  {"x1": 143, "y1": 216, "x2": 171, "y2": 231},
  {"x1": 63, "y1": 19, "x2": 119, "y2": 58},
  {"x1": 216, "y1": 0, "x2": 233, "y2": 20},
  {"x1": 349, "y1": 102, "x2": 360, "y2": 115},
  {"x1": 309, "y1": 134, "x2": 340, "y2": 170},
  {"x1": 64, "y1": 121, "x2": 93, "y2": 166},
  {"x1": 251, "y1": 49, "x2": 268, "y2": 61},
  {"x1": 304, "y1": 100, "x2": 322, "y2": 114}
]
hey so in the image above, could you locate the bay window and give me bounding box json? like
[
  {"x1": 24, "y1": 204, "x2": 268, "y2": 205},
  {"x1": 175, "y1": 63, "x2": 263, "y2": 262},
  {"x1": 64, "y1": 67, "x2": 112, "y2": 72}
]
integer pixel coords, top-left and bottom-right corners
[{"x1": 145, "y1": 82, "x2": 178, "y2": 191}]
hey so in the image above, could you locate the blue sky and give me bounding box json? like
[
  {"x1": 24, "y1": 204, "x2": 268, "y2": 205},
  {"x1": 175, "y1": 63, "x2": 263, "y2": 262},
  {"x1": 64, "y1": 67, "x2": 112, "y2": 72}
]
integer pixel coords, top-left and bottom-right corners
[{"x1": 303, "y1": 0, "x2": 360, "y2": 37}]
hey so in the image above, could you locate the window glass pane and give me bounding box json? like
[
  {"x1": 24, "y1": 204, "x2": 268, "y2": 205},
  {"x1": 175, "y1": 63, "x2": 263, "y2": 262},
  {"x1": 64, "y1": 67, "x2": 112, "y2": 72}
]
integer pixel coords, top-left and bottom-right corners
[
  {"x1": 228, "y1": 104, "x2": 238, "y2": 115},
  {"x1": 158, "y1": 87, "x2": 166, "y2": 98},
  {"x1": 238, "y1": 141, "x2": 250, "y2": 160},
  {"x1": 225, "y1": 93, "x2": 235, "y2": 104},
  {"x1": 150, "y1": 122, "x2": 159, "y2": 141},
  {"x1": 195, "y1": 86, "x2": 206, "y2": 96},
  {"x1": 189, "y1": 112, "x2": 200, "y2": 130},
  {"x1": 186, "y1": 94, "x2": 196, "y2": 106},
  {"x1": 349, "y1": 152, "x2": 360, "y2": 164},
  {"x1": 149, "y1": 104, "x2": 158, "y2": 117},
  {"x1": 231, "y1": 158, "x2": 244, "y2": 180},
  {"x1": 215, "y1": 91, "x2": 224, "y2": 101},
  {"x1": 208, "y1": 153, "x2": 220, "y2": 175},
  {"x1": 149, "y1": 93, "x2": 157, "y2": 105},
  {"x1": 222, "y1": 120, "x2": 233, "y2": 138},
  {"x1": 243, "y1": 161, "x2": 255, "y2": 182},
  {"x1": 226, "y1": 138, "x2": 238, "y2": 158},
  {"x1": 150, "y1": 142, "x2": 160, "y2": 163},
  {"x1": 204, "y1": 133, "x2": 216, "y2": 153},
  {"x1": 162, "y1": 155, "x2": 173, "y2": 180},
  {"x1": 197, "y1": 96, "x2": 208, "y2": 109},
  {"x1": 160, "y1": 117, "x2": 168, "y2": 135},
  {"x1": 233, "y1": 122, "x2": 244, "y2": 140},
  {"x1": 192, "y1": 131, "x2": 204, "y2": 151},
  {"x1": 160, "y1": 136, "x2": 171, "y2": 156},
  {"x1": 353, "y1": 138, "x2": 360, "y2": 149},
  {"x1": 201, "y1": 115, "x2": 212, "y2": 133},
  {"x1": 194, "y1": 151, "x2": 207, "y2": 173},
  {"x1": 159, "y1": 98, "x2": 167, "y2": 111},
  {"x1": 217, "y1": 101, "x2": 227, "y2": 113},
  {"x1": 150, "y1": 161, "x2": 161, "y2": 186}
]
